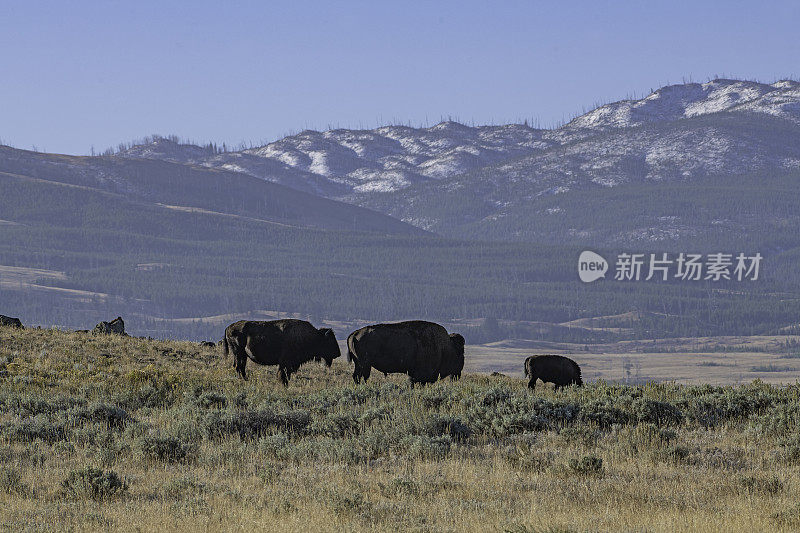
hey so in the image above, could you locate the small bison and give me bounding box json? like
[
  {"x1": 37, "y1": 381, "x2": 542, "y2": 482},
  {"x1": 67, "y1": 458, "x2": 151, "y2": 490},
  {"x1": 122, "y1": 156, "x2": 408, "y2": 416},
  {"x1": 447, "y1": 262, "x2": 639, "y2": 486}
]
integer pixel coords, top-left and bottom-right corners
[
  {"x1": 93, "y1": 317, "x2": 126, "y2": 336},
  {"x1": 223, "y1": 319, "x2": 341, "y2": 385},
  {"x1": 524, "y1": 355, "x2": 582, "y2": 390},
  {"x1": 0, "y1": 315, "x2": 23, "y2": 328}
]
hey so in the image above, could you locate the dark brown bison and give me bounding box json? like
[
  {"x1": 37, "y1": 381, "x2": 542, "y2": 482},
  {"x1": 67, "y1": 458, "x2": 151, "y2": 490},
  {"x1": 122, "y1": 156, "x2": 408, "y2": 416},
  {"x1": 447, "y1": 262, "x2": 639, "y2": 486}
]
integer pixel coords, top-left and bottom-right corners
[
  {"x1": 93, "y1": 317, "x2": 126, "y2": 335},
  {"x1": 223, "y1": 319, "x2": 340, "y2": 385},
  {"x1": 524, "y1": 355, "x2": 582, "y2": 390},
  {"x1": 346, "y1": 321, "x2": 465, "y2": 385},
  {"x1": 0, "y1": 315, "x2": 23, "y2": 328}
]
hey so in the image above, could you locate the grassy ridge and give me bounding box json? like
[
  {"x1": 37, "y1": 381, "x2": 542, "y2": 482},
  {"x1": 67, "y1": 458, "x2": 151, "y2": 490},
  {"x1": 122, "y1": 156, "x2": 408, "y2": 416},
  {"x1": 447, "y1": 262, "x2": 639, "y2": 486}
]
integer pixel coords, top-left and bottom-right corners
[{"x1": 1, "y1": 327, "x2": 800, "y2": 531}]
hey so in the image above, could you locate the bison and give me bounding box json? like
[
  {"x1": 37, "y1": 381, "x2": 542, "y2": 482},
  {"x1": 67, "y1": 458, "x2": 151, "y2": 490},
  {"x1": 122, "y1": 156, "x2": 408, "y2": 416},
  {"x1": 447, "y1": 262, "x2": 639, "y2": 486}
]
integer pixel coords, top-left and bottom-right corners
[
  {"x1": 524, "y1": 355, "x2": 582, "y2": 390},
  {"x1": 347, "y1": 321, "x2": 465, "y2": 385},
  {"x1": 223, "y1": 319, "x2": 341, "y2": 385},
  {"x1": 93, "y1": 317, "x2": 126, "y2": 336},
  {"x1": 0, "y1": 315, "x2": 23, "y2": 328}
]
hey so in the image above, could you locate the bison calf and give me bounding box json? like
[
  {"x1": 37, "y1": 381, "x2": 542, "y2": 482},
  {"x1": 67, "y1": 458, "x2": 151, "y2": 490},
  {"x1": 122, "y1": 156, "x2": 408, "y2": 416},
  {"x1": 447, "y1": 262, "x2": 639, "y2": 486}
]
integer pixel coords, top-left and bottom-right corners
[{"x1": 524, "y1": 355, "x2": 582, "y2": 390}]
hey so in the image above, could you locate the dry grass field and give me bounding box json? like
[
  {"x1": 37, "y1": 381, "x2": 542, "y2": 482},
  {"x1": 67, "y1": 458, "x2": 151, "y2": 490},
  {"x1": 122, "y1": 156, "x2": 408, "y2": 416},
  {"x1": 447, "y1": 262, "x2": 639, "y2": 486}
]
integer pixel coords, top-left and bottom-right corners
[
  {"x1": 1, "y1": 326, "x2": 800, "y2": 532},
  {"x1": 467, "y1": 335, "x2": 800, "y2": 385}
]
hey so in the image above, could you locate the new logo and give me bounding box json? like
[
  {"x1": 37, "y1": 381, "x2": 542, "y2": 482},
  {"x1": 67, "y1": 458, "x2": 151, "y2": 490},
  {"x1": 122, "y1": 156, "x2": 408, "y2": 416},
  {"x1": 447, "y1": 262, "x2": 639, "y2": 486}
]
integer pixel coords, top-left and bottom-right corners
[{"x1": 578, "y1": 251, "x2": 608, "y2": 283}]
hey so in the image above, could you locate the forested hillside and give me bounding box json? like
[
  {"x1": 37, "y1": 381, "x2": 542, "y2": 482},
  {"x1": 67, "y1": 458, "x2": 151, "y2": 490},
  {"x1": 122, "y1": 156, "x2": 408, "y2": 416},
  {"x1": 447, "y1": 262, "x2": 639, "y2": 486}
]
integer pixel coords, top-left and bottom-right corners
[
  {"x1": 1, "y1": 161, "x2": 799, "y2": 340},
  {"x1": 4, "y1": 80, "x2": 800, "y2": 340}
]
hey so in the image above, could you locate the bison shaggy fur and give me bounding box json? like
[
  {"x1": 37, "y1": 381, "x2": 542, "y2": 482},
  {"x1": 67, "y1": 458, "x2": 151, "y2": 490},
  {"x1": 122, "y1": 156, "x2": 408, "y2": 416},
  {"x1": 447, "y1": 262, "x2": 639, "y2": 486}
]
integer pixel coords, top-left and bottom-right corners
[
  {"x1": 524, "y1": 354, "x2": 583, "y2": 390},
  {"x1": 223, "y1": 319, "x2": 340, "y2": 385},
  {"x1": 347, "y1": 320, "x2": 464, "y2": 385}
]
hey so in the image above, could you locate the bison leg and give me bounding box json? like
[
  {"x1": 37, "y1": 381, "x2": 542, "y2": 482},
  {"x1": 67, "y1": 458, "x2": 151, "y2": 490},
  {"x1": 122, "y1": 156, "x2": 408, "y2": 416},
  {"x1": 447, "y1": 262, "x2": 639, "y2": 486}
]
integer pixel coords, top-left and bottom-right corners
[
  {"x1": 360, "y1": 364, "x2": 371, "y2": 383},
  {"x1": 277, "y1": 366, "x2": 290, "y2": 386},
  {"x1": 235, "y1": 354, "x2": 248, "y2": 380},
  {"x1": 527, "y1": 377, "x2": 536, "y2": 390}
]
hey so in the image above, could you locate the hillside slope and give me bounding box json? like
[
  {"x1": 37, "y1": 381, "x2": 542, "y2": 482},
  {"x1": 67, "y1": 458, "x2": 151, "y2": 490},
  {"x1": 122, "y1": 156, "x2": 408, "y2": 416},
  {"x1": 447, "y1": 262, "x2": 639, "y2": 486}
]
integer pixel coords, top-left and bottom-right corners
[{"x1": 0, "y1": 146, "x2": 425, "y2": 235}]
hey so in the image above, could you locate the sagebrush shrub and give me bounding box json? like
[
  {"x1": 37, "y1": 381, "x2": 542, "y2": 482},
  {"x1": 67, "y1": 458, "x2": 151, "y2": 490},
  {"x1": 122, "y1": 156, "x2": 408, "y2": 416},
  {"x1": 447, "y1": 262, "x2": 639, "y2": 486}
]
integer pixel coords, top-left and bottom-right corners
[
  {"x1": 140, "y1": 435, "x2": 198, "y2": 463},
  {"x1": 61, "y1": 467, "x2": 127, "y2": 500},
  {"x1": 205, "y1": 409, "x2": 311, "y2": 440},
  {"x1": 559, "y1": 426, "x2": 600, "y2": 447},
  {"x1": 6, "y1": 415, "x2": 69, "y2": 444},
  {"x1": 567, "y1": 455, "x2": 604, "y2": 476},
  {"x1": 0, "y1": 468, "x2": 29, "y2": 496},
  {"x1": 738, "y1": 474, "x2": 783, "y2": 495},
  {"x1": 632, "y1": 399, "x2": 684, "y2": 426},
  {"x1": 196, "y1": 392, "x2": 227, "y2": 409},
  {"x1": 423, "y1": 414, "x2": 471, "y2": 442},
  {"x1": 69, "y1": 403, "x2": 132, "y2": 430}
]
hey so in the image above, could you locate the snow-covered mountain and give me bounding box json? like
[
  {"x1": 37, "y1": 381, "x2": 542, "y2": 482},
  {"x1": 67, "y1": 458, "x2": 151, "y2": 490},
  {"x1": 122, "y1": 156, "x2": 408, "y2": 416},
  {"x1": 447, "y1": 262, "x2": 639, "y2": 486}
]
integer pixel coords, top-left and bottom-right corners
[
  {"x1": 118, "y1": 122, "x2": 549, "y2": 196},
  {"x1": 567, "y1": 79, "x2": 800, "y2": 129},
  {"x1": 115, "y1": 79, "x2": 800, "y2": 245}
]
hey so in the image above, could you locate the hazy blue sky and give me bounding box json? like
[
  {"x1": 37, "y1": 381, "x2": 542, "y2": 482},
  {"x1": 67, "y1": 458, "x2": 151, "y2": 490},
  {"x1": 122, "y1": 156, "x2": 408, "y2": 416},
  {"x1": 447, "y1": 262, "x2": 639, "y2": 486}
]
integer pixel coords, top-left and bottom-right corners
[{"x1": 2, "y1": 1, "x2": 799, "y2": 155}]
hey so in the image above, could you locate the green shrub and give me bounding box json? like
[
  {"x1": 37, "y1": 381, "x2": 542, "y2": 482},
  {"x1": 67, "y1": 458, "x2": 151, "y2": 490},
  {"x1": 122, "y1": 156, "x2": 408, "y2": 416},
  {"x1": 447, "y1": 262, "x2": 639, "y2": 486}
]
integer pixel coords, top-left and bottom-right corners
[
  {"x1": 328, "y1": 490, "x2": 368, "y2": 517},
  {"x1": 0, "y1": 468, "x2": 30, "y2": 496},
  {"x1": 505, "y1": 447, "x2": 555, "y2": 473},
  {"x1": 423, "y1": 415, "x2": 471, "y2": 442},
  {"x1": 567, "y1": 455, "x2": 604, "y2": 477},
  {"x1": 749, "y1": 404, "x2": 800, "y2": 437},
  {"x1": 69, "y1": 403, "x2": 132, "y2": 430},
  {"x1": 379, "y1": 478, "x2": 420, "y2": 497},
  {"x1": 774, "y1": 504, "x2": 800, "y2": 528},
  {"x1": 205, "y1": 409, "x2": 311, "y2": 440},
  {"x1": 61, "y1": 467, "x2": 127, "y2": 500},
  {"x1": 140, "y1": 435, "x2": 198, "y2": 463},
  {"x1": 738, "y1": 474, "x2": 783, "y2": 495},
  {"x1": 6, "y1": 415, "x2": 69, "y2": 443},
  {"x1": 559, "y1": 426, "x2": 600, "y2": 447},
  {"x1": 162, "y1": 477, "x2": 205, "y2": 499},
  {"x1": 578, "y1": 400, "x2": 629, "y2": 428},
  {"x1": 400, "y1": 434, "x2": 452, "y2": 460},
  {"x1": 258, "y1": 433, "x2": 291, "y2": 460},
  {"x1": 462, "y1": 394, "x2": 574, "y2": 437},
  {"x1": 682, "y1": 388, "x2": 776, "y2": 427},
  {"x1": 308, "y1": 413, "x2": 359, "y2": 438},
  {"x1": 196, "y1": 392, "x2": 227, "y2": 409},
  {"x1": 653, "y1": 444, "x2": 690, "y2": 464},
  {"x1": 632, "y1": 399, "x2": 683, "y2": 426},
  {"x1": 2, "y1": 395, "x2": 85, "y2": 418}
]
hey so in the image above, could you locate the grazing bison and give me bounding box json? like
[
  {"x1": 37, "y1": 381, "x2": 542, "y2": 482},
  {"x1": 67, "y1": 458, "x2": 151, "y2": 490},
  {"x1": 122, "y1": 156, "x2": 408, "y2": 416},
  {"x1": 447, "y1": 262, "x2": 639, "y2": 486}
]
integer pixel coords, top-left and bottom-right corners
[
  {"x1": 93, "y1": 317, "x2": 126, "y2": 336},
  {"x1": 347, "y1": 321, "x2": 465, "y2": 385},
  {"x1": 524, "y1": 355, "x2": 582, "y2": 390},
  {"x1": 0, "y1": 315, "x2": 23, "y2": 328},
  {"x1": 223, "y1": 319, "x2": 340, "y2": 385}
]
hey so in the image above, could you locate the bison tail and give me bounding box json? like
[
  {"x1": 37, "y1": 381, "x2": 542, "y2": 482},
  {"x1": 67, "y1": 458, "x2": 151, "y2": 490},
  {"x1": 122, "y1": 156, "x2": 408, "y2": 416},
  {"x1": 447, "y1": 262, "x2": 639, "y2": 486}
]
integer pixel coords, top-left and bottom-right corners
[
  {"x1": 346, "y1": 334, "x2": 356, "y2": 363},
  {"x1": 223, "y1": 336, "x2": 229, "y2": 358}
]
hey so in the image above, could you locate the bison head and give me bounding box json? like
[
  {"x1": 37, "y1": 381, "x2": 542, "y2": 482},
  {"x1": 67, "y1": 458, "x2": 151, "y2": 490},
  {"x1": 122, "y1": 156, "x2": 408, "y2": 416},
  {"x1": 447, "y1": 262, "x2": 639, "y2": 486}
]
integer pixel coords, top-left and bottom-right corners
[
  {"x1": 440, "y1": 333, "x2": 465, "y2": 380},
  {"x1": 318, "y1": 327, "x2": 341, "y2": 367}
]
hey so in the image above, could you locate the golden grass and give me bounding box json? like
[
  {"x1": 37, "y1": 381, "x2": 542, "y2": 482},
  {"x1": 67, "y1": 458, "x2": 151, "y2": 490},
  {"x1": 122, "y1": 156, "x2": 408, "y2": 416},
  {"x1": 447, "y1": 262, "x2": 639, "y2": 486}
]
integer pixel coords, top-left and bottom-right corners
[{"x1": 1, "y1": 327, "x2": 799, "y2": 532}]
